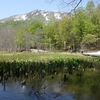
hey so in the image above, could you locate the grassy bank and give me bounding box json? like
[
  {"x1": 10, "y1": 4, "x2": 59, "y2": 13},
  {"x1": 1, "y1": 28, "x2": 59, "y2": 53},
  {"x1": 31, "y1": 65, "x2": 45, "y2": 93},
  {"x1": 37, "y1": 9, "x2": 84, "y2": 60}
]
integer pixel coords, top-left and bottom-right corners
[
  {"x1": 0, "y1": 51, "x2": 96, "y2": 61},
  {"x1": 0, "y1": 51, "x2": 99, "y2": 79}
]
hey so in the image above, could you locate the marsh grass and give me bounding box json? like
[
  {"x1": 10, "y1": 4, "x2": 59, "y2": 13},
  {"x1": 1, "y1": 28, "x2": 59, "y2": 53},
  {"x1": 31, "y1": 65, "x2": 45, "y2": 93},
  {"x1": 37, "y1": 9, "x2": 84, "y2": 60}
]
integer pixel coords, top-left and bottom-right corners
[
  {"x1": 0, "y1": 52, "x2": 91, "y2": 61},
  {"x1": 0, "y1": 52, "x2": 100, "y2": 88},
  {"x1": 0, "y1": 51, "x2": 100, "y2": 100}
]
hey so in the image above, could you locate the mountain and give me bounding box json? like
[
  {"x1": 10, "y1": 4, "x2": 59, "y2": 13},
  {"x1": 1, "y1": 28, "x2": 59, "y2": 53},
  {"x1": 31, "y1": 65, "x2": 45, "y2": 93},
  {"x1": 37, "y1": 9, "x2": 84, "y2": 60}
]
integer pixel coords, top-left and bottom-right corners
[{"x1": 0, "y1": 9, "x2": 68, "y2": 23}]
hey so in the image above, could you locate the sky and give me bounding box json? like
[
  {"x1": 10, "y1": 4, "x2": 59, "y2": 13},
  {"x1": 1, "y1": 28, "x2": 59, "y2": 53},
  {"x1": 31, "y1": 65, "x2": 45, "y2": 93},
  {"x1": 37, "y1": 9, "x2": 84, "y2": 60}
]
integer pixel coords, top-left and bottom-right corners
[{"x1": 0, "y1": 0, "x2": 88, "y2": 20}]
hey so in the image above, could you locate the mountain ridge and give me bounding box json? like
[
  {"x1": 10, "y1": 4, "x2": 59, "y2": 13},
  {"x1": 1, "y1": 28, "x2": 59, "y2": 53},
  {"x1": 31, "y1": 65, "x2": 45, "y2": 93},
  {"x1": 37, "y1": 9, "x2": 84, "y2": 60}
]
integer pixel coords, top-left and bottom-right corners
[{"x1": 0, "y1": 9, "x2": 68, "y2": 23}]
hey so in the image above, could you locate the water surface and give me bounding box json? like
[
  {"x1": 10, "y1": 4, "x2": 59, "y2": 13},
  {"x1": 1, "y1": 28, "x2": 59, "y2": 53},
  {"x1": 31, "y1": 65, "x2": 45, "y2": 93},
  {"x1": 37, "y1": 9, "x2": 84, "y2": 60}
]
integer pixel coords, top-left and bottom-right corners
[{"x1": 0, "y1": 79, "x2": 99, "y2": 100}]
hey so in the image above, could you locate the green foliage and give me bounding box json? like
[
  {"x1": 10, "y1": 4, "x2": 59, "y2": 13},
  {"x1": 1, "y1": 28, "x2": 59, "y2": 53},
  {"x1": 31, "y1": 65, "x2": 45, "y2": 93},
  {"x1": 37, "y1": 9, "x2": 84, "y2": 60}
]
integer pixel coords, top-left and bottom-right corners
[
  {"x1": 58, "y1": 17, "x2": 72, "y2": 43},
  {"x1": 44, "y1": 25, "x2": 55, "y2": 43},
  {"x1": 86, "y1": 0, "x2": 95, "y2": 13},
  {"x1": 82, "y1": 34, "x2": 99, "y2": 45},
  {"x1": 30, "y1": 22, "x2": 43, "y2": 34},
  {"x1": 14, "y1": 27, "x2": 28, "y2": 46}
]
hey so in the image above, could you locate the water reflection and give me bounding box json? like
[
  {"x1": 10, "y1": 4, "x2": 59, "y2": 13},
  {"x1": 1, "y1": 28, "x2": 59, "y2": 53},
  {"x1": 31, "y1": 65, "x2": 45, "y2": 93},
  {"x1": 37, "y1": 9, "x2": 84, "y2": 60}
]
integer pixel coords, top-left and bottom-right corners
[
  {"x1": 0, "y1": 77, "x2": 100, "y2": 100},
  {"x1": 0, "y1": 81, "x2": 74, "y2": 100}
]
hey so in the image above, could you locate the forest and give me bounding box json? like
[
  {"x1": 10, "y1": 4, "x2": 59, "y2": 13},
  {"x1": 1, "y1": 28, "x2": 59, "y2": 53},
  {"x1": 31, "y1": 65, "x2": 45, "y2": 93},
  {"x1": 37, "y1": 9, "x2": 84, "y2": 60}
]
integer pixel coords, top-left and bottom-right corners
[{"x1": 0, "y1": 1, "x2": 100, "y2": 52}]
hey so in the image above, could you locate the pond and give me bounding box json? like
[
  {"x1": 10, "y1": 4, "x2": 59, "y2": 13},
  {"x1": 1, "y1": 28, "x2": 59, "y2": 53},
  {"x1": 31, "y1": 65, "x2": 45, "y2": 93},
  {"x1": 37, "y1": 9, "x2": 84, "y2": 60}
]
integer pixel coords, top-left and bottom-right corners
[
  {"x1": 0, "y1": 81, "x2": 74, "y2": 100},
  {"x1": 0, "y1": 72, "x2": 100, "y2": 100}
]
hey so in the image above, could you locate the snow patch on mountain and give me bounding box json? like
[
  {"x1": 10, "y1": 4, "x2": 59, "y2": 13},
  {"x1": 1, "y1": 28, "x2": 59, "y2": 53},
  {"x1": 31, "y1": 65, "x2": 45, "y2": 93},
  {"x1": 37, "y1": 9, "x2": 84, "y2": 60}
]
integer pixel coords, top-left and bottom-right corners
[
  {"x1": 12, "y1": 14, "x2": 27, "y2": 21},
  {"x1": 42, "y1": 12, "x2": 50, "y2": 21},
  {"x1": 54, "y1": 12, "x2": 61, "y2": 19},
  {"x1": 0, "y1": 9, "x2": 68, "y2": 23},
  {"x1": 21, "y1": 14, "x2": 27, "y2": 20}
]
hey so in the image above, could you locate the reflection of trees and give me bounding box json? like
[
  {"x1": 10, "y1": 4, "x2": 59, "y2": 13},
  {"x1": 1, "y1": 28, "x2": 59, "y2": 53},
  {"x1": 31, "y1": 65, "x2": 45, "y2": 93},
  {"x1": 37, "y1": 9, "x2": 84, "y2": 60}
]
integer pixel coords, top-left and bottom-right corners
[{"x1": 25, "y1": 79, "x2": 62, "y2": 100}]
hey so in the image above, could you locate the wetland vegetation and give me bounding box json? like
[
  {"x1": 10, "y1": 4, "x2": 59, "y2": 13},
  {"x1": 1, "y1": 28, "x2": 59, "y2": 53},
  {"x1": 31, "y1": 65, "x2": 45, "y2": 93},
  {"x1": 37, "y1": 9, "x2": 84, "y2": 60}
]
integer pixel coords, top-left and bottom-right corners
[{"x1": 0, "y1": 52, "x2": 100, "y2": 100}]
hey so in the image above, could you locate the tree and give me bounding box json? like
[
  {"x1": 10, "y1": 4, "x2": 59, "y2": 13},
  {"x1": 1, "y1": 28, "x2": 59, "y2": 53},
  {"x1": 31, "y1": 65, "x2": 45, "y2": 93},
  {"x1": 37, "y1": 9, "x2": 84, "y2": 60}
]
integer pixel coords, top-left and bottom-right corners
[
  {"x1": 97, "y1": 4, "x2": 100, "y2": 10},
  {"x1": 81, "y1": 34, "x2": 99, "y2": 49},
  {"x1": 0, "y1": 25, "x2": 17, "y2": 52},
  {"x1": 14, "y1": 27, "x2": 34, "y2": 51},
  {"x1": 70, "y1": 7, "x2": 86, "y2": 51},
  {"x1": 47, "y1": 0, "x2": 82, "y2": 11},
  {"x1": 14, "y1": 22, "x2": 44, "y2": 51},
  {"x1": 30, "y1": 22, "x2": 43, "y2": 34},
  {"x1": 43, "y1": 25, "x2": 55, "y2": 51},
  {"x1": 33, "y1": 28, "x2": 44, "y2": 50},
  {"x1": 58, "y1": 16, "x2": 72, "y2": 50},
  {"x1": 86, "y1": 0, "x2": 95, "y2": 12},
  {"x1": 94, "y1": 4, "x2": 100, "y2": 48}
]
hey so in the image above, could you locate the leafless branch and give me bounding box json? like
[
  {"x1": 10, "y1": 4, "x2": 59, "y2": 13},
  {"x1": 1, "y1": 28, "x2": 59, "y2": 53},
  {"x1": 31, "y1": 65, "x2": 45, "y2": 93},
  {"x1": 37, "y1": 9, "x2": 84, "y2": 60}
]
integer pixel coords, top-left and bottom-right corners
[
  {"x1": 46, "y1": 0, "x2": 83, "y2": 12},
  {"x1": 70, "y1": 0, "x2": 82, "y2": 12},
  {"x1": 45, "y1": 0, "x2": 55, "y2": 4},
  {"x1": 62, "y1": 0, "x2": 76, "y2": 5},
  {"x1": 61, "y1": 0, "x2": 82, "y2": 10}
]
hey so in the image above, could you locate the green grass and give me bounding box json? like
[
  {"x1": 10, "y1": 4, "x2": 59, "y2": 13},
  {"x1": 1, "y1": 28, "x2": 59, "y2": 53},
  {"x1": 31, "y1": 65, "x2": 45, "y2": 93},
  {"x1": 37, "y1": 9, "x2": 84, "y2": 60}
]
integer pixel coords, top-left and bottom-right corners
[{"x1": 0, "y1": 51, "x2": 94, "y2": 62}]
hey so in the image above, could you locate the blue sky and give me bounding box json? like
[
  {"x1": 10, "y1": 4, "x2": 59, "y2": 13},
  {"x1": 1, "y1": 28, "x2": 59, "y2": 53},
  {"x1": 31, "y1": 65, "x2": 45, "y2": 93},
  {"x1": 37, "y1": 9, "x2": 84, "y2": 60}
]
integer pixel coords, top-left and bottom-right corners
[{"x1": 0, "y1": 0, "x2": 88, "y2": 20}]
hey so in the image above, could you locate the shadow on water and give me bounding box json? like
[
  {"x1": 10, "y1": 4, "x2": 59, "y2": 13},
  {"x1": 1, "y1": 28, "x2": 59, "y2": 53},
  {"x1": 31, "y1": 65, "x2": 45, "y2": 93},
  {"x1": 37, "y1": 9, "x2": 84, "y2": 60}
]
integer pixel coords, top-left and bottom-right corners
[
  {"x1": 0, "y1": 70, "x2": 100, "y2": 100},
  {"x1": 0, "y1": 81, "x2": 74, "y2": 100},
  {"x1": 0, "y1": 79, "x2": 100, "y2": 100},
  {"x1": 0, "y1": 56, "x2": 100, "y2": 100}
]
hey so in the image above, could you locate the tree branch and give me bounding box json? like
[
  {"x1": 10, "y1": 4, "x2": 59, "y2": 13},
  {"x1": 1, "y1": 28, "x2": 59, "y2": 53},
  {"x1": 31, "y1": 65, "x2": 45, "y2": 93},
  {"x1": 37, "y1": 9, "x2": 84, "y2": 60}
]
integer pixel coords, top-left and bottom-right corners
[
  {"x1": 46, "y1": 0, "x2": 83, "y2": 12},
  {"x1": 70, "y1": 0, "x2": 82, "y2": 12}
]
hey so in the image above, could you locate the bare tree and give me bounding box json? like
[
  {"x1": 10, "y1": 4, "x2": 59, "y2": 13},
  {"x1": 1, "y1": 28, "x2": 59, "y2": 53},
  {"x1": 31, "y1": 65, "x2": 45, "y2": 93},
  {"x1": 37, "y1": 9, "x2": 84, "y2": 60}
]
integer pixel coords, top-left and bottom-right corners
[
  {"x1": 46, "y1": 0, "x2": 82, "y2": 11},
  {"x1": 46, "y1": 0, "x2": 100, "y2": 12},
  {"x1": 0, "y1": 25, "x2": 17, "y2": 52}
]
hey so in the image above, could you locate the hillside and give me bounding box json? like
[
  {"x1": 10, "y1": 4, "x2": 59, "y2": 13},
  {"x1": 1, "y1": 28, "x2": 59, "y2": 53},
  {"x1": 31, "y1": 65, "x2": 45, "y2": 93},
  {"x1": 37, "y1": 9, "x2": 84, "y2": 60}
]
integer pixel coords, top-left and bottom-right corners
[{"x1": 0, "y1": 9, "x2": 68, "y2": 24}]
